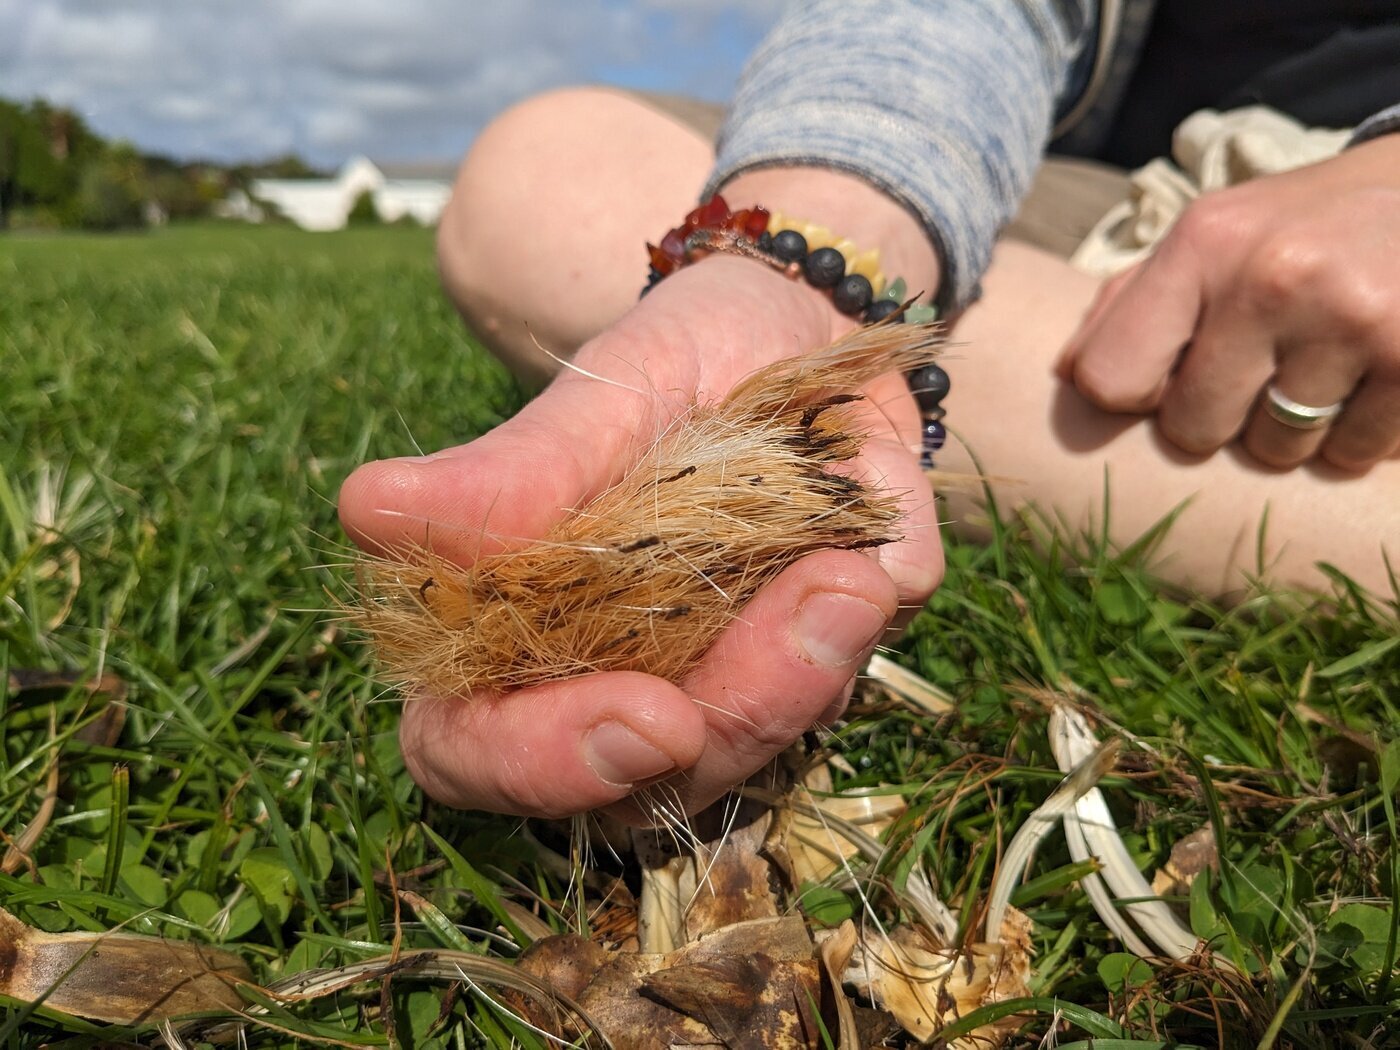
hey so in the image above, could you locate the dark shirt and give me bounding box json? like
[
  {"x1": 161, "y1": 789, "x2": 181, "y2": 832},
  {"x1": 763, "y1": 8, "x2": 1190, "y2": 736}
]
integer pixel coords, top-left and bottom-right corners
[{"x1": 1101, "y1": 0, "x2": 1400, "y2": 166}]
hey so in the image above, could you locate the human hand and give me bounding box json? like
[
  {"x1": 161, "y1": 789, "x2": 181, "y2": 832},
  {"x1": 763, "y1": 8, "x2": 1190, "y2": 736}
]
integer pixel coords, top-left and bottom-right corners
[
  {"x1": 338, "y1": 255, "x2": 941, "y2": 823},
  {"x1": 1059, "y1": 134, "x2": 1400, "y2": 471}
]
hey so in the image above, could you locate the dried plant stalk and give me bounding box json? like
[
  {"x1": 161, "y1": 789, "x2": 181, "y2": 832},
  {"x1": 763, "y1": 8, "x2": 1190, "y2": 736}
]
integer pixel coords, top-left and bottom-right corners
[
  {"x1": 353, "y1": 323, "x2": 941, "y2": 696},
  {"x1": 0, "y1": 906, "x2": 249, "y2": 1025}
]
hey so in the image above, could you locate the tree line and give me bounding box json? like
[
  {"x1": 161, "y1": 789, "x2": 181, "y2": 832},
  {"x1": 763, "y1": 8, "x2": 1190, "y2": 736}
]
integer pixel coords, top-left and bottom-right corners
[{"x1": 0, "y1": 97, "x2": 322, "y2": 231}]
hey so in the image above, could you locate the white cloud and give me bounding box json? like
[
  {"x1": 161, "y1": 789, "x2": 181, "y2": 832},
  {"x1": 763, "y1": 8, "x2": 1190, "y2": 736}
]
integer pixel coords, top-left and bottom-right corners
[{"x1": 0, "y1": 0, "x2": 784, "y2": 165}]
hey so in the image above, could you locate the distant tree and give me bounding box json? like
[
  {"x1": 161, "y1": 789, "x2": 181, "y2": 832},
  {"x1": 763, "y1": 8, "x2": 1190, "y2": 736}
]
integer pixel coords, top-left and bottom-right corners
[
  {"x1": 71, "y1": 149, "x2": 145, "y2": 230},
  {"x1": 0, "y1": 99, "x2": 21, "y2": 226},
  {"x1": 258, "y1": 153, "x2": 325, "y2": 179},
  {"x1": 14, "y1": 110, "x2": 65, "y2": 205},
  {"x1": 0, "y1": 92, "x2": 305, "y2": 231},
  {"x1": 230, "y1": 153, "x2": 328, "y2": 186},
  {"x1": 0, "y1": 98, "x2": 109, "y2": 227},
  {"x1": 146, "y1": 168, "x2": 207, "y2": 221},
  {"x1": 347, "y1": 188, "x2": 381, "y2": 225}
]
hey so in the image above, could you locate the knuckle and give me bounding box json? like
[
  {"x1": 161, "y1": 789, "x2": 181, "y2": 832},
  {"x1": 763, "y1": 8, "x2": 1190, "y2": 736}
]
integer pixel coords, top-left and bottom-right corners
[
  {"x1": 398, "y1": 706, "x2": 468, "y2": 804},
  {"x1": 1322, "y1": 437, "x2": 1385, "y2": 474},
  {"x1": 1322, "y1": 448, "x2": 1376, "y2": 474},
  {"x1": 400, "y1": 701, "x2": 580, "y2": 819},
  {"x1": 1325, "y1": 277, "x2": 1395, "y2": 342},
  {"x1": 1074, "y1": 358, "x2": 1145, "y2": 411},
  {"x1": 1243, "y1": 432, "x2": 1306, "y2": 470},
  {"x1": 1241, "y1": 236, "x2": 1325, "y2": 313},
  {"x1": 1173, "y1": 195, "x2": 1249, "y2": 254},
  {"x1": 488, "y1": 755, "x2": 578, "y2": 820},
  {"x1": 706, "y1": 688, "x2": 812, "y2": 762},
  {"x1": 1158, "y1": 414, "x2": 1223, "y2": 457}
]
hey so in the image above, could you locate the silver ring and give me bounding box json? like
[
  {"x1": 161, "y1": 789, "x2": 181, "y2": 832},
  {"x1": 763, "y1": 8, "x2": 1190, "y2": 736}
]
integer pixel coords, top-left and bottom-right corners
[{"x1": 1264, "y1": 384, "x2": 1343, "y2": 431}]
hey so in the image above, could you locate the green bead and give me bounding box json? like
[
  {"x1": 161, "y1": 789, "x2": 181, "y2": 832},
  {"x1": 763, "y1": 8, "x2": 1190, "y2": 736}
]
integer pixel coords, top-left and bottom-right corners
[
  {"x1": 903, "y1": 303, "x2": 939, "y2": 325},
  {"x1": 882, "y1": 276, "x2": 907, "y2": 302}
]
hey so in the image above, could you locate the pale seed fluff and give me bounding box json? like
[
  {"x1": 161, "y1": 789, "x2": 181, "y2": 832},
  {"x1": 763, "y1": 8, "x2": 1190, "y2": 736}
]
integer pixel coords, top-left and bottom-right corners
[{"x1": 352, "y1": 322, "x2": 942, "y2": 697}]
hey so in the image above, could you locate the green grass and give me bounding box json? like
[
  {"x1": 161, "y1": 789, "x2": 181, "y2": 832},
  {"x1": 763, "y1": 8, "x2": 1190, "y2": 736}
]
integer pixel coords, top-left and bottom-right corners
[{"x1": 1, "y1": 224, "x2": 1397, "y2": 1048}]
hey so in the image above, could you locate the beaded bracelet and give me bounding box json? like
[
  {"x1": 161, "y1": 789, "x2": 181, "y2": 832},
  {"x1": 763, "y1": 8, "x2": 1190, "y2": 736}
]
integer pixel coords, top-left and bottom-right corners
[{"x1": 644, "y1": 193, "x2": 950, "y2": 467}]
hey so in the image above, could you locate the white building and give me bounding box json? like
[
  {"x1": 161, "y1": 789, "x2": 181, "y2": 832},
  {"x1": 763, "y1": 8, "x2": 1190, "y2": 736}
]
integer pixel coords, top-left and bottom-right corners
[{"x1": 218, "y1": 156, "x2": 455, "y2": 230}]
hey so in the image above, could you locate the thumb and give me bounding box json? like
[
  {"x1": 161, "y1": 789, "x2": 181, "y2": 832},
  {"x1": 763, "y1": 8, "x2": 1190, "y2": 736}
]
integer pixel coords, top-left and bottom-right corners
[
  {"x1": 338, "y1": 258, "x2": 831, "y2": 565},
  {"x1": 605, "y1": 549, "x2": 898, "y2": 823},
  {"x1": 338, "y1": 370, "x2": 657, "y2": 564}
]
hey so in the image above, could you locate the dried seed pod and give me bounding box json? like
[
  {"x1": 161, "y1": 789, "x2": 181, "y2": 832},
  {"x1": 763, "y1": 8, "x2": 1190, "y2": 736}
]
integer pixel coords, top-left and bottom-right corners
[{"x1": 353, "y1": 322, "x2": 941, "y2": 696}]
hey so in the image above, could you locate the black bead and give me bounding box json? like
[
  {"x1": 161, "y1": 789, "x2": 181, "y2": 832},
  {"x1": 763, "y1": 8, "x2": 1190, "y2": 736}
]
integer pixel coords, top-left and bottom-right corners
[
  {"x1": 907, "y1": 363, "x2": 951, "y2": 411},
  {"x1": 832, "y1": 273, "x2": 873, "y2": 315},
  {"x1": 756, "y1": 230, "x2": 774, "y2": 252},
  {"x1": 804, "y1": 247, "x2": 846, "y2": 288},
  {"x1": 771, "y1": 229, "x2": 807, "y2": 262},
  {"x1": 863, "y1": 298, "x2": 902, "y2": 324}
]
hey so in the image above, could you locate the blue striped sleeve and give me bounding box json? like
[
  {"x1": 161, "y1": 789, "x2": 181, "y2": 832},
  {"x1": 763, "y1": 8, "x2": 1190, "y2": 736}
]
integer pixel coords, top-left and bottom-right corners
[{"x1": 704, "y1": 0, "x2": 1094, "y2": 311}]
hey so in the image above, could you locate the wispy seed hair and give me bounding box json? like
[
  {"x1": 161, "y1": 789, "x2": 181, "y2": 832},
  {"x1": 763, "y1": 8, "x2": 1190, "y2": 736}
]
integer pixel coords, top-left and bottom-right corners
[{"x1": 352, "y1": 322, "x2": 942, "y2": 696}]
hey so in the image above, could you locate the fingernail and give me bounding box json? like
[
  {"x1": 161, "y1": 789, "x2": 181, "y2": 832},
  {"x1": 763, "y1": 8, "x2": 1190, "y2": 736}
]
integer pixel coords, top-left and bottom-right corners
[
  {"x1": 584, "y1": 722, "x2": 677, "y2": 787},
  {"x1": 796, "y1": 593, "x2": 887, "y2": 668}
]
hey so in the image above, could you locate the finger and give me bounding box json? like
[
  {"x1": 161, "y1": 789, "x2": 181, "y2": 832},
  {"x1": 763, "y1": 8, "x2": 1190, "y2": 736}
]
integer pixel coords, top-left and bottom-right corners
[
  {"x1": 847, "y1": 371, "x2": 943, "y2": 614},
  {"x1": 611, "y1": 549, "x2": 897, "y2": 822},
  {"x1": 399, "y1": 672, "x2": 707, "y2": 819},
  {"x1": 1322, "y1": 375, "x2": 1400, "y2": 472},
  {"x1": 857, "y1": 435, "x2": 943, "y2": 616},
  {"x1": 1056, "y1": 264, "x2": 1138, "y2": 379},
  {"x1": 1067, "y1": 238, "x2": 1205, "y2": 412},
  {"x1": 1241, "y1": 345, "x2": 1364, "y2": 469},
  {"x1": 1155, "y1": 306, "x2": 1278, "y2": 454}
]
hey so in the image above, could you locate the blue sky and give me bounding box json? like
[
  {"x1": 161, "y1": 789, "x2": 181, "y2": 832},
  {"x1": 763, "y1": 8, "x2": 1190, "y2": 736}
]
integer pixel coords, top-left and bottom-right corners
[{"x1": 0, "y1": 0, "x2": 784, "y2": 166}]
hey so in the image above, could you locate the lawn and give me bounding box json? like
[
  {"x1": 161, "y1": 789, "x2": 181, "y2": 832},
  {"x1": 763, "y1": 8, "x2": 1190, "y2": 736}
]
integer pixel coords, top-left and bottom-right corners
[{"x1": 0, "y1": 223, "x2": 1396, "y2": 1048}]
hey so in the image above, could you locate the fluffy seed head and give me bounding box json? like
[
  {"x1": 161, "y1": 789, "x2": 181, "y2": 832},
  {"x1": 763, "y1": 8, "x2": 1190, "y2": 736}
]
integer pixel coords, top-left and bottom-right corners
[{"x1": 352, "y1": 322, "x2": 942, "y2": 697}]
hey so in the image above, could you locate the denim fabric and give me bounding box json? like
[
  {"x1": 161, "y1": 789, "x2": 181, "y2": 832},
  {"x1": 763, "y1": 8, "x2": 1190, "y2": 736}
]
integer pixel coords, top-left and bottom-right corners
[{"x1": 706, "y1": 0, "x2": 1399, "y2": 312}]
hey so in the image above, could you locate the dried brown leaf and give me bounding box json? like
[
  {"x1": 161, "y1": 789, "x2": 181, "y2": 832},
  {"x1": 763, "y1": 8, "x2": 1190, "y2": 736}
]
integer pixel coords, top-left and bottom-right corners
[{"x1": 0, "y1": 906, "x2": 250, "y2": 1025}]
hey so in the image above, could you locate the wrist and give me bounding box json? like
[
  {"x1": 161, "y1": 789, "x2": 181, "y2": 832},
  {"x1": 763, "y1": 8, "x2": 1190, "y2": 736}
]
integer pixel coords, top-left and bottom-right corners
[
  {"x1": 624, "y1": 180, "x2": 955, "y2": 470},
  {"x1": 717, "y1": 166, "x2": 942, "y2": 308},
  {"x1": 571, "y1": 254, "x2": 834, "y2": 404}
]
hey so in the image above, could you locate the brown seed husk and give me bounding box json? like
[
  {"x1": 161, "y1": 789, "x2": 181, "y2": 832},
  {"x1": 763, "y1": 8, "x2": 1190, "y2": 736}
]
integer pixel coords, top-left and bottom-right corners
[{"x1": 353, "y1": 322, "x2": 941, "y2": 696}]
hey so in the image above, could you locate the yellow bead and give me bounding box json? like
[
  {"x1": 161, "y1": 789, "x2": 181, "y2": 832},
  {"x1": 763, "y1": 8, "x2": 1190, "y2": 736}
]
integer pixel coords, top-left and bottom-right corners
[
  {"x1": 803, "y1": 224, "x2": 834, "y2": 250},
  {"x1": 767, "y1": 211, "x2": 788, "y2": 235},
  {"x1": 848, "y1": 247, "x2": 881, "y2": 278},
  {"x1": 847, "y1": 248, "x2": 885, "y2": 293}
]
